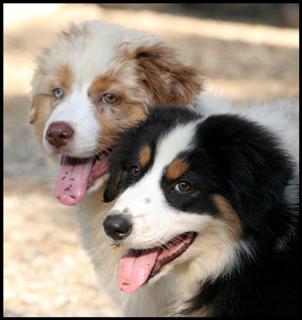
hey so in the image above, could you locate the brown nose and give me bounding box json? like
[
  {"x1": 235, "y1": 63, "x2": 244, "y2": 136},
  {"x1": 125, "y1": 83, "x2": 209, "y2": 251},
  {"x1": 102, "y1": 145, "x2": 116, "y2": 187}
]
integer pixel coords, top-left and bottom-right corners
[{"x1": 46, "y1": 121, "x2": 74, "y2": 148}]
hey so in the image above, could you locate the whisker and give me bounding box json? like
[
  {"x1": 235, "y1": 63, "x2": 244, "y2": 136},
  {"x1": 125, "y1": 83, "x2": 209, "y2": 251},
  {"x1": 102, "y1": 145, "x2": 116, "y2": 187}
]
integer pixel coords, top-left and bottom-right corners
[
  {"x1": 157, "y1": 239, "x2": 169, "y2": 251},
  {"x1": 96, "y1": 143, "x2": 114, "y2": 152}
]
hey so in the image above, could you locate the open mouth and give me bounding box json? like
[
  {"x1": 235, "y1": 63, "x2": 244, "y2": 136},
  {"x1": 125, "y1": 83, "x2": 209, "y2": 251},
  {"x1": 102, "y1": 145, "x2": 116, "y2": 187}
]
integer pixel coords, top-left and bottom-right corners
[
  {"x1": 55, "y1": 148, "x2": 112, "y2": 205},
  {"x1": 117, "y1": 232, "x2": 196, "y2": 293}
]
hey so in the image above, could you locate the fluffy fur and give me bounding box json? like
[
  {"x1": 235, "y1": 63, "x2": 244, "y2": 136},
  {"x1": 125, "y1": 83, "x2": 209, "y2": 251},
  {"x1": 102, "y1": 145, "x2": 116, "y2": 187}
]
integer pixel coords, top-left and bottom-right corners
[
  {"x1": 103, "y1": 107, "x2": 299, "y2": 316},
  {"x1": 30, "y1": 21, "x2": 299, "y2": 316},
  {"x1": 30, "y1": 20, "x2": 201, "y2": 178}
]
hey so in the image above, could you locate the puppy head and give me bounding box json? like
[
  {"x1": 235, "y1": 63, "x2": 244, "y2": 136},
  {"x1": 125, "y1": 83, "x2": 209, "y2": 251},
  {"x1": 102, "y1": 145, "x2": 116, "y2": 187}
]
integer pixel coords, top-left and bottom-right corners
[
  {"x1": 30, "y1": 21, "x2": 202, "y2": 157},
  {"x1": 103, "y1": 107, "x2": 294, "y2": 291},
  {"x1": 29, "y1": 21, "x2": 202, "y2": 205}
]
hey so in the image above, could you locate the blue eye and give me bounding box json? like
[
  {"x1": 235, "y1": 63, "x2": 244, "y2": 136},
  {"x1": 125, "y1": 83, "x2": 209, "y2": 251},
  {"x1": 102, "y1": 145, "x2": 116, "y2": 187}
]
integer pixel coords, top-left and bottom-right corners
[{"x1": 52, "y1": 88, "x2": 64, "y2": 99}]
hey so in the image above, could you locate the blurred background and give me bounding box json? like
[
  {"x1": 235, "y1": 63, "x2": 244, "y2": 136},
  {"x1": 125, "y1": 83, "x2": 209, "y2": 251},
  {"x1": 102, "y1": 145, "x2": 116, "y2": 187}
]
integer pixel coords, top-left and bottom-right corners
[{"x1": 4, "y1": 3, "x2": 299, "y2": 317}]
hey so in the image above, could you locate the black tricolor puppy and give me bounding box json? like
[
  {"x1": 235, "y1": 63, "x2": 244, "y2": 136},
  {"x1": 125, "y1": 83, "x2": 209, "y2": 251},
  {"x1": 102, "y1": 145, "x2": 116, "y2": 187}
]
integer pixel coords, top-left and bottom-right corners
[{"x1": 103, "y1": 106, "x2": 299, "y2": 316}]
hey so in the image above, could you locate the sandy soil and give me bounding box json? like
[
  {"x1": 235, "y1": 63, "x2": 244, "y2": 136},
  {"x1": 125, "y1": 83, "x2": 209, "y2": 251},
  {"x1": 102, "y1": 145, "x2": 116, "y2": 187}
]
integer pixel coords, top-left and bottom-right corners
[{"x1": 4, "y1": 3, "x2": 299, "y2": 317}]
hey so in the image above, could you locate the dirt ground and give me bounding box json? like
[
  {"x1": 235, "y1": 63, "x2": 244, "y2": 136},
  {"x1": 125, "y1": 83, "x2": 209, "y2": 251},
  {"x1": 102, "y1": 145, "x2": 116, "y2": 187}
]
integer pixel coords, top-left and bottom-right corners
[{"x1": 4, "y1": 3, "x2": 299, "y2": 317}]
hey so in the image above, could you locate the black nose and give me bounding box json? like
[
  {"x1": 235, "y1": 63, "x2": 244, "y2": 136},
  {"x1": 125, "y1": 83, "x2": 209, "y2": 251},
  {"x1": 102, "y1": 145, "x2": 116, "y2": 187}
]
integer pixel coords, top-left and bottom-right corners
[{"x1": 103, "y1": 214, "x2": 132, "y2": 240}]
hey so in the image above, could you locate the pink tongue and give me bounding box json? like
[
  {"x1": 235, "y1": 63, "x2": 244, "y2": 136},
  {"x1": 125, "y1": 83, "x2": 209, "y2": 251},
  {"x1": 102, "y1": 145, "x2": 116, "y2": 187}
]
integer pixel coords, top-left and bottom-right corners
[
  {"x1": 55, "y1": 158, "x2": 94, "y2": 205},
  {"x1": 117, "y1": 249, "x2": 160, "y2": 293}
]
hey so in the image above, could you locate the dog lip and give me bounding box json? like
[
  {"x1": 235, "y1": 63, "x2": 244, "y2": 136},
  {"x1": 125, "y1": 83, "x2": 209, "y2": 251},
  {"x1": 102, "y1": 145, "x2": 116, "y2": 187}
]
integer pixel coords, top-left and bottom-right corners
[
  {"x1": 87, "y1": 148, "x2": 113, "y2": 188},
  {"x1": 150, "y1": 231, "x2": 197, "y2": 278},
  {"x1": 60, "y1": 156, "x2": 93, "y2": 165},
  {"x1": 127, "y1": 231, "x2": 197, "y2": 281},
  {"x1": 60, "y1": 147, "x2": 113, "y2": 164}
]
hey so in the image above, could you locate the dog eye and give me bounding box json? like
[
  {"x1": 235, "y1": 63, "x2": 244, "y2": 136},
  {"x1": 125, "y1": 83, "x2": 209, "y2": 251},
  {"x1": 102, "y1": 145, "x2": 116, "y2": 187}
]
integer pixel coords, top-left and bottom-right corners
[
  {"x1": 130, "y1": 165, "x2": 141, "y2": 177},
  {"x1": 52, "y1": 87, "x2": 64, "y2": 99},
  {"x1": 102, "y1": 93, "x2": 119, "y2": 104},
  {"x1": 174, "y1": 181, "x2": 192, "y2": 192}
]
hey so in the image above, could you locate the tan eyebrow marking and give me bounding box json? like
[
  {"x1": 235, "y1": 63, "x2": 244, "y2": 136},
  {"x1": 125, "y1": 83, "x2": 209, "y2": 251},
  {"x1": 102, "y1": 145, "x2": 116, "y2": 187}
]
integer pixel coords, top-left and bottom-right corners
[
  {"x1": 55, "y1": 63, "x2": 73, "y2": 91},
  {"x1": 139, "y1": 145, "x2": 152, "y2": 168},
  {"x1": 166, "y1": 158, "x2": 189, "y2": 181}
]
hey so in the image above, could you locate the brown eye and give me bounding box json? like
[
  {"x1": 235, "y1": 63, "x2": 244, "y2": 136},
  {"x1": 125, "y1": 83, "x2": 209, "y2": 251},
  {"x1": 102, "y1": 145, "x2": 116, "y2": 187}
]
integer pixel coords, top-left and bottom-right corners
[
  {"x1": 102, "y1": 93, "x2": 119, "y2": 104},
  {"x1": 52, "y1": 87, "x2": 64, "y2": 99},
  {"x1": 130, "y1": 165, "x2": 141, "y2": 177},
  {"x1": 174, "y1": 181, "x2": 192, "y2": 192}
]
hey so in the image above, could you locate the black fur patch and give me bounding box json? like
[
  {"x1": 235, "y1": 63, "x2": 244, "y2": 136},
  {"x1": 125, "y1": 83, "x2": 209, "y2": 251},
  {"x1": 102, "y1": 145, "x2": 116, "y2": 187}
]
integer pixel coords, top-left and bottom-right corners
[
  {"x1": 103, "y1": 107, "x2": 200, "y2": 202},
  {"x1": 103, "y1": 107, "x2": 299, "y2": 316}
]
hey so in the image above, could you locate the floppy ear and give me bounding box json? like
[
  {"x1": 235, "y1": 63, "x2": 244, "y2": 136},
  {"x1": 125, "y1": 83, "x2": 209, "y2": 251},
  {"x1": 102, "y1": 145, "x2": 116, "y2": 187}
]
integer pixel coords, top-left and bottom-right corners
[
  {"x1": 135, "y1": 45, "x2": 202, "y2": 106},
  {"x1": 103, "y1": 165, "x2": 126, "y2": 203}
]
